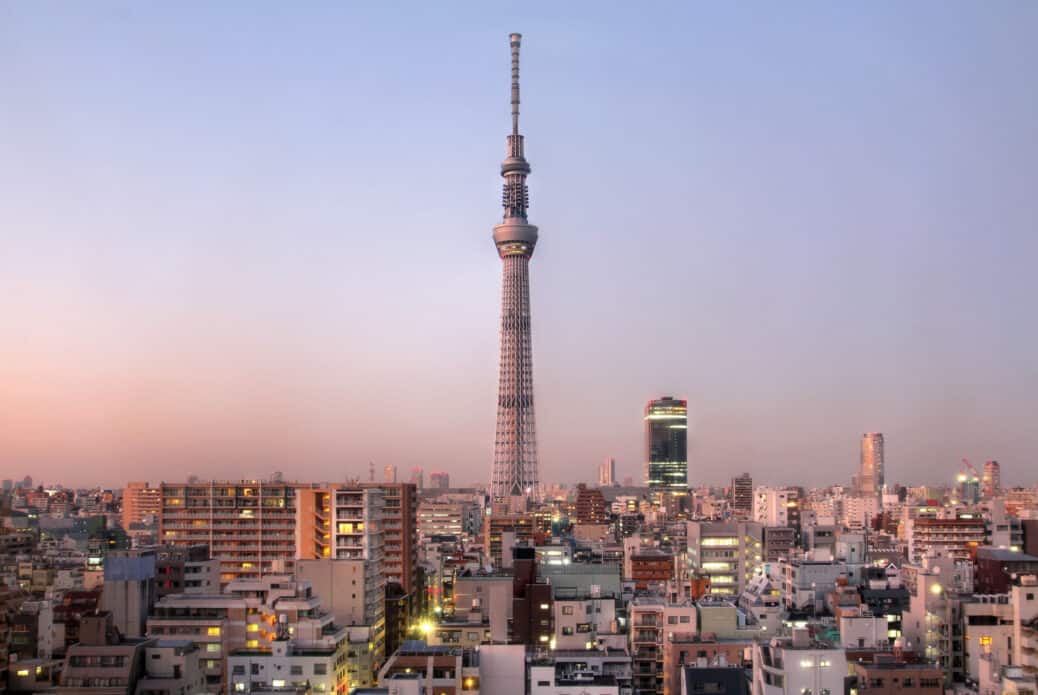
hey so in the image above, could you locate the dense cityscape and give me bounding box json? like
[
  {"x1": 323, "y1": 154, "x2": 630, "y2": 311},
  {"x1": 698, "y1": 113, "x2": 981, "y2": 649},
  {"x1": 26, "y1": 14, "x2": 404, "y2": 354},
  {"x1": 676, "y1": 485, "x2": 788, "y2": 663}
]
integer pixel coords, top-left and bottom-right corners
[{"x1": 3, "y1": 16, "x2": 1037, "y2": 695}]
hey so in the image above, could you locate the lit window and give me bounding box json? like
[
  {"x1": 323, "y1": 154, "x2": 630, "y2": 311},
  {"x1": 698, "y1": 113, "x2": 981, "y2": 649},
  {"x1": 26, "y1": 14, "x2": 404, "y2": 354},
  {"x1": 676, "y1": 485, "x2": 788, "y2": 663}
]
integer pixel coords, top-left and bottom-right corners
[{"x1": 207, "y1": 627, "x2": 221, "y2": 636}]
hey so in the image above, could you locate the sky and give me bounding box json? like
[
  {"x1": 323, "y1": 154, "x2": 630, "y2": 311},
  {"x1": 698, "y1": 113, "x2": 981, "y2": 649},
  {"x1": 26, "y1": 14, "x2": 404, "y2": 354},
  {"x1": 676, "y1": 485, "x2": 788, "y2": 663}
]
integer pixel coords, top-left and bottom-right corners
[{"x1": 2, "y1": 2, "x2": 1036, "y2": 489}]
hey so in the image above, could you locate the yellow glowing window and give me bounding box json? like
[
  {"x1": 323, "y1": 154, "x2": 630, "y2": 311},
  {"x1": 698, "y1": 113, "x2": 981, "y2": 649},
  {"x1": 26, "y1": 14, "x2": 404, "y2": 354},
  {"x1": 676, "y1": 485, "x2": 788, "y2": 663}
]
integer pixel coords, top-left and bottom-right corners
[
  {"x1": 245, "y1": 639, "x2": 260, "y2": 648},
  {"x1": 16, "y1": 670, "x2": 29, "y2": 677},
  {"x1": 247, "y1": 623, "x2": 260, "y2": 632},
  {"x1": 241, "y1": 562, "x2": 254, "y2": 569},
  {"x1": 979, "y1": 636, "x2": 993, "y2": 647},
  {"x1": 338, "y1": 523, "x2": 354, "y2": 534},
  {"x1": 207, "y1": 626, "x2": 221, "y2": 636},
  {"x1": 701, "y1": 538, "x2": 738, "y2": 547},
  {"x1": 702, "y1": 562, "x2": 732, "y2": 571},
  {"x1": 206, "y1": 644, "x2": 221, "y2": 653}
]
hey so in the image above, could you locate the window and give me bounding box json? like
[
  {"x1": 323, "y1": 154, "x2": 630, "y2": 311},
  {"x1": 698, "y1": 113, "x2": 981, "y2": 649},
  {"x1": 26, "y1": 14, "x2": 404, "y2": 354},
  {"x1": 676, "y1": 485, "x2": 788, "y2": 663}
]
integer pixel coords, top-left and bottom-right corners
[
  {"x1": 290, "y1": 666, "x2": 303, "y2": 675},
  {"x1": 668, "y1": 616, "x2": 678, "y2": 625},
  {"x1": 232, "y1": 666, "x2": 245, "y2": 676},
  {"x1": 902, "y1": 679, "x2": 914, "y2": 688},
  {"x1": 206, "y1": 644, "x2": 221, "y2": 653},
  {"x1": 562, "y1": 606, "x2": 574, "y2": 615},
  {"x1": 207, "y1": 626, "x2": 221, "y2": 637},
  {"x1": 313, "y1": 664, "x2": 327, "y2": 675},
  {"x1": 538, "y1": 682, "x2": 550, "y2": 687},
  {"x1": 679, "y1": 615, "x2": 690, "y2": 623},
  {"x1": 919, "y1": 679, "x2": 941, "y2": 688},
  {"x1": 251, "y1": 664, "x2": 260, "y2": 676}
]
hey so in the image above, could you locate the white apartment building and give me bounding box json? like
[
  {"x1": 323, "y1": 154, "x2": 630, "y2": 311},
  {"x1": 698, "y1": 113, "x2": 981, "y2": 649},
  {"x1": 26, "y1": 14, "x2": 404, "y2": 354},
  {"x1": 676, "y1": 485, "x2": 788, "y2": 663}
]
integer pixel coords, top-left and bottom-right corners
[{"x1": 752, "y1": 630, "x2": 847, "y2": 695}]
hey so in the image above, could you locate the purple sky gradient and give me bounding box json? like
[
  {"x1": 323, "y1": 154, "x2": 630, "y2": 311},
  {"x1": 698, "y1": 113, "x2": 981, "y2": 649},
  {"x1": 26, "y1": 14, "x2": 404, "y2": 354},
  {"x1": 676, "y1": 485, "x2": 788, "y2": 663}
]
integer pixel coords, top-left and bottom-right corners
[{"x1": 2, "y1": 3, "x2": 1036, "y2": 488}]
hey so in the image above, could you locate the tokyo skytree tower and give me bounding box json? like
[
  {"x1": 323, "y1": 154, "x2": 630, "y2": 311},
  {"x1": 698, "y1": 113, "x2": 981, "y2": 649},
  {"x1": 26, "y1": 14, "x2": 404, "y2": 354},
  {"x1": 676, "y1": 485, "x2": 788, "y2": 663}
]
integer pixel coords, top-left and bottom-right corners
[{"x1": 490, "y1": 34, "x2": 540, "y2": 502}]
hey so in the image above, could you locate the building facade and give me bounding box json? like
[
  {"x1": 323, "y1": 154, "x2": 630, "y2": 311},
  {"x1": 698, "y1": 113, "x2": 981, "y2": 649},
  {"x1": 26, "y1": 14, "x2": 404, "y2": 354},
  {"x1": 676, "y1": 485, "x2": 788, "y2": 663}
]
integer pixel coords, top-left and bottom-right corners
[{"x1": 644, "y1": 397, "x2": 688, "y2": 491}]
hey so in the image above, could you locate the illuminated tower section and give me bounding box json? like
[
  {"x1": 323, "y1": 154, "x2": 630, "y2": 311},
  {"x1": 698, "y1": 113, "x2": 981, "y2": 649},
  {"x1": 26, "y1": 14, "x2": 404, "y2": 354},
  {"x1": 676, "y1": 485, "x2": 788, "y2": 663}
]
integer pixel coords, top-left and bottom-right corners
[
  {"x1": 644, "y1": 397, "x2": 688, "y2": 490},
  {"x1": 490, "y1": 33, "x2": 541, "y2": 502}
]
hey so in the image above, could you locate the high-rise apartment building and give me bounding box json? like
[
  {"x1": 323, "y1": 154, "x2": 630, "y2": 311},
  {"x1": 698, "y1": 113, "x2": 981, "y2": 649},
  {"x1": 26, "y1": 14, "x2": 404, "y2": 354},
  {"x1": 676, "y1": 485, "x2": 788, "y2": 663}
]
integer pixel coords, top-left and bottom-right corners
[
  {"x1": 644, "y1": 397, "x2": 688, "y2": 491},
  {"x1": 361, "y1": 483, "x2": 419, "y2": 595},
  {"x1": 982, "y1": 460, "x2": 1001, "y2": 499},
  {"x1": 410, "y1": 466, "x2": 424, "y2": 489},
  {"x1": 159, "y1": 481, "x2": 300, "y2": 583},
  {"x1": 383, "y1": 465, "x2": 397, "y2": 484},
  {"x1": 730, "y1": 473, "x2": 753, "y2": 519},
  {"x1": 122, "y1": 481, "x2": 162, "y2": 527},
  {"x1": 598, "y1": 457, "x2": 616, "y2": 487},
  {"x1": 489, "y1": 34, "x2": 542, "y2": 504},
  {"x1": 429, "y1": 471, "x2": 450, "y2": 489},
  {"x1": 854, "y1": 432, "x2": 885, "y2": 496},
  {"x1": 574, "y1": 484, "x2": 608, "y2": 525}
]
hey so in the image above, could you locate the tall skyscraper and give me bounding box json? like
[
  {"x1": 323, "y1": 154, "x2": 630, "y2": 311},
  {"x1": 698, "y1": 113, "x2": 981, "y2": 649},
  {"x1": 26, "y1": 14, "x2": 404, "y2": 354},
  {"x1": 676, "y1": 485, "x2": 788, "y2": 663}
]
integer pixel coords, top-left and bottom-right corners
[
  {"x1": 383, "y1": 465, "x2": 397, "y2": 484},
  {"x1": 429, "y1": 471, "x2": 450, "y2": 489},
  {"x1": 855, "y1": 432, "x2": 885, "y2": 497},
  {"x1": 598, "y1": 457, "x2": 616, "y2": 487},
  {"x1": 490, "y1": 34, "x2": 541, "y2": 503},
  {"x1": 644, "y1": 397, "x2": 688, "y2": 490},
  {"x1": 730, "y1": 472, "x2": 753, "y2": 519},
  {"x1": 409, "y1": 465, "x2": 424, "y2": 489},
  {"x1": 982, "y1": 460, "x2": 1001, "y2": 499}
]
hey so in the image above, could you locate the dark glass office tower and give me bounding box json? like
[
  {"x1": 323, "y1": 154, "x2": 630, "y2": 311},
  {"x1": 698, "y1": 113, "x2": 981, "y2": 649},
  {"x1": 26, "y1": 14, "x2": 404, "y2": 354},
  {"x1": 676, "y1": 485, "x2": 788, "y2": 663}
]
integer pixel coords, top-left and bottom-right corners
[{"x1": 644, "y1": 397, "x2": 688, "y2": 490}]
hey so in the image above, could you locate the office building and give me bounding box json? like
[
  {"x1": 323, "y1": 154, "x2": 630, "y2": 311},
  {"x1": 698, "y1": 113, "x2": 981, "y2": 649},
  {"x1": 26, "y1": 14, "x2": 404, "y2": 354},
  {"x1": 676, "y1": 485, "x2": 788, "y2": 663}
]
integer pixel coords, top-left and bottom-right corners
[
  {"x1": 429, "y1": 472, "x2": 450, "y2": 489},
  {"x1": 599, "y1": 458, "x2": 616, "y2": 487},
  {"x1": 855, "y1": 432, "x2": 885, "y2": 497},
  {"x1": 644, "y1": 397, "x2": 688, "y2": 491},
  {"x1": 982, "y1": 460, "x2": 1001, "y2": 499},
  {"x1": 383, "y1": 465, "x2": 397, "y2": 484},
  {"x1": 686, "y1": 521, "x2": 763, "y2": 597}
]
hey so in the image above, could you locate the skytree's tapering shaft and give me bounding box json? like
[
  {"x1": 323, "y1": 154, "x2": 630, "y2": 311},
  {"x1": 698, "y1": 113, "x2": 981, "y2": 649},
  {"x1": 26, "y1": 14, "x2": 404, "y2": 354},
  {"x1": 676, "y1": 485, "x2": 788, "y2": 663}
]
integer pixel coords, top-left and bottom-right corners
[{"x1": 490, "y1": 33, "x2": 540, "y2": 501}]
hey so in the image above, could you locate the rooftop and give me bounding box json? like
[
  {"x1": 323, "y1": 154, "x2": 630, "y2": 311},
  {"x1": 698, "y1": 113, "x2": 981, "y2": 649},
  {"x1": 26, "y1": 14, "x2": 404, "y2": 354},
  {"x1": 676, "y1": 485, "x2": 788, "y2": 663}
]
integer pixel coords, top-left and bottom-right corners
[{"x1": 977, "y1": 548, "x2": 1038, "y2": 562}]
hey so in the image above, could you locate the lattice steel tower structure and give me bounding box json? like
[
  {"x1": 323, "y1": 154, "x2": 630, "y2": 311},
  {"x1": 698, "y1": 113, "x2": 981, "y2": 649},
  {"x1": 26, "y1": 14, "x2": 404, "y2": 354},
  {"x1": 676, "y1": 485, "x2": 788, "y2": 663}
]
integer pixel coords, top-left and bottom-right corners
[{"x1": 490, "y1": 33, "x2": 540, "y2": 502}]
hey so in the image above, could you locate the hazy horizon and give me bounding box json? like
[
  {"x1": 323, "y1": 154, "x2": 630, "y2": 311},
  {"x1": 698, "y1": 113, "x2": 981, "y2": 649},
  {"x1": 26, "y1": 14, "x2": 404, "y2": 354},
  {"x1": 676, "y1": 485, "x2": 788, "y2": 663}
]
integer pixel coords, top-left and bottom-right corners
[{"x1": 3, "y1": 3, "x2": 1036, "y2": 489}]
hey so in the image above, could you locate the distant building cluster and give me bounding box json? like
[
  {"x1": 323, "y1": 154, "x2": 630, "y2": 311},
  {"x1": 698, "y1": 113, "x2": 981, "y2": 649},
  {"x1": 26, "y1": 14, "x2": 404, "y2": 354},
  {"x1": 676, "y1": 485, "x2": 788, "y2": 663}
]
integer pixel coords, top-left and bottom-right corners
[{"x1": 2, "y1": 431, "x2": 1038, "y2": 695}]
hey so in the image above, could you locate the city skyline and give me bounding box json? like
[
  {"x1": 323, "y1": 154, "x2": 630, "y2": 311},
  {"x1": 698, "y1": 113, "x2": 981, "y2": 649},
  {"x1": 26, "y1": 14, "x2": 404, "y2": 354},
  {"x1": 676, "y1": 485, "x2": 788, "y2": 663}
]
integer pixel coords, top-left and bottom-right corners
[{"x1": 3, "y1": 4, "x2": 1037, "y2": 488}]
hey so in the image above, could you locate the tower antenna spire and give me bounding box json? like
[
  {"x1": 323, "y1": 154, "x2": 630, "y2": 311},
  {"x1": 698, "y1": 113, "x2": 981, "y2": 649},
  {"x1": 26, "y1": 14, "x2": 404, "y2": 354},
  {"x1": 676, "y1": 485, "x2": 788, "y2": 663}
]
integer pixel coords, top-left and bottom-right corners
[{"x1": 510, "y1": 32, "x2": 522, "y2": 136}]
